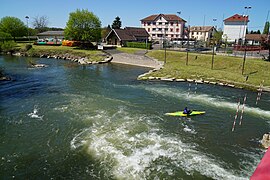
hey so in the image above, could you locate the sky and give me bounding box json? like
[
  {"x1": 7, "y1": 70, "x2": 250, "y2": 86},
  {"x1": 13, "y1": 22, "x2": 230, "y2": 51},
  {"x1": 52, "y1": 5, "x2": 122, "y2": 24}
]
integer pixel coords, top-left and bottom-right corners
[{"x1": 1, "y1": 0, "x2": 270, "y2": 32}]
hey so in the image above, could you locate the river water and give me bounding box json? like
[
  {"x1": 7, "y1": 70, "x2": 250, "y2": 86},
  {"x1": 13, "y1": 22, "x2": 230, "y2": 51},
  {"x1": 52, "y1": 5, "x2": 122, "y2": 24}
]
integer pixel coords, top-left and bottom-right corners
[{"x1": 0, "y1": 56, "x2": 270, "y2": 179}]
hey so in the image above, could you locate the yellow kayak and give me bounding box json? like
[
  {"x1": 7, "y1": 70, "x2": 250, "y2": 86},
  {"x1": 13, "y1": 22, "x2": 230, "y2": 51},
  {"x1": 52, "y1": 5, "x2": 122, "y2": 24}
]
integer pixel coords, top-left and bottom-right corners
[{"x1": 165, "y1": 111, "x2": 205, "y2": 117}]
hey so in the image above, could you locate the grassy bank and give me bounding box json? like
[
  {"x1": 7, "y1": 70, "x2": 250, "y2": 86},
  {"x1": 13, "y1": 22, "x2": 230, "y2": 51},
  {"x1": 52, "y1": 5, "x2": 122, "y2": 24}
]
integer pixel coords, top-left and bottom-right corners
[
  {"x1": 145, "y1": 50, "x2": 270, "y2": 90},
  {"x1": 17, "y1": 43, "x2": 106, "y2": 62}
]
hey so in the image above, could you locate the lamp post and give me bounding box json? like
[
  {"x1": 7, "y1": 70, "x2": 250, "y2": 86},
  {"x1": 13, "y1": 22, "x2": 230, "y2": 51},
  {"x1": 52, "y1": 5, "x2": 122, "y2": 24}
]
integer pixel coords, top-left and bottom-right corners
[
  {"x1": 242, "y1": 6, "x2": 251, "y2": 75},
  {"x1": 242, "y1": 6, "x2": 251, "y2": 45},
  {"x1": 25, "y1": 16, "x2": 30, "y2": 43},
  {"x1": 186, "y1": 25, "x2": 190, "y2": 66}
]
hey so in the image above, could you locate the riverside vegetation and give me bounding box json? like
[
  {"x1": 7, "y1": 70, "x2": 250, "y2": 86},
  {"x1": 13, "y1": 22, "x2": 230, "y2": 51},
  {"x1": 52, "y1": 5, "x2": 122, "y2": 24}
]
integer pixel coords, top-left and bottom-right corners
[{"x1": 138, "y1": 49, "x2": 269, "y2": 91}]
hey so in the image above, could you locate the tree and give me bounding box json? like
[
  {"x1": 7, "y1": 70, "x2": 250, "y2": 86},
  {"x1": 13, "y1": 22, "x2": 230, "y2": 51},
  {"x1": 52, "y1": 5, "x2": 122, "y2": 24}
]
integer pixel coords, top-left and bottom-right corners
[
  {"x1": 0, "y1": 16, "x2": 27, "y2": 41},
  {"x1": 213, "y1": 30, "x2": 223, "y2": 45},
  {"x1": 261, "y1": 35, "x2": 270, "y2": 61},
  {"x1": 32, "y1": 15, "x2": 49, "y2": 32},
  {"x1": 112, "y1": 16, "x2": 122, "y2": 29},
  {"x1": 65, "y1": 9, "x2": 101, "y2": 42},
  {"x1": 263, "y1": 21, "x2": 270, "y2": 34}
]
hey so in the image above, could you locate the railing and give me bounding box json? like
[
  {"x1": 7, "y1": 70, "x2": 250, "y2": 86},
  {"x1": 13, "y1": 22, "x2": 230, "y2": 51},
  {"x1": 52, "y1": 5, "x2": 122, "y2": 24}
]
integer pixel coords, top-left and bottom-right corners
[{"x1": 233, "y1": 45, "x2": 265, "y2": 51}]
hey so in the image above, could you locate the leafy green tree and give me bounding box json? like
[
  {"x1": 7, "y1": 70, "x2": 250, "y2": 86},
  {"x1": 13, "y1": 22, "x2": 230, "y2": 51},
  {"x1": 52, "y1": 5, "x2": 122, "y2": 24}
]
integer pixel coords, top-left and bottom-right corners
[
  {"x1": 263, "y1": 21, "x2": 269, "y2": 34},
  {"x1": 112, "y1": 16, "x2": 122, "y2": 29},
  {"x1": 0, "y1": 16, "x2": 27, "y2": 41},
  {"x1": 65, "y1": 9, "x2": 101, "y2": 42},
  {"x1": 212, "y1": 30, "x2": 223, "y2": 45},
  {"x1": 0, "y1": 31, "x2": 12, "y2": 41}
]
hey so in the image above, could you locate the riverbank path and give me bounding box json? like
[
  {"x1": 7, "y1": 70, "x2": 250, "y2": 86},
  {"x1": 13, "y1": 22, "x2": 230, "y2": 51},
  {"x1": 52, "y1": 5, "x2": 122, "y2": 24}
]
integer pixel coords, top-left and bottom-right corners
[{"x1": 105, "y1": 49, "x2": 163, "y2": 69}]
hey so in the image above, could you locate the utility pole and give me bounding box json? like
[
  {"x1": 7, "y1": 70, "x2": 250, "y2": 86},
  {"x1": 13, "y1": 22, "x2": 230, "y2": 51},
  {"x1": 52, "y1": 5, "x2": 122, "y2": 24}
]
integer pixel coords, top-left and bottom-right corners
[
  {"x1": 242, "y1": 6, "x2": 252, "y2": 75},
  {"x1": 25, "y1": 16, "x2": 30, "y2": 43}
]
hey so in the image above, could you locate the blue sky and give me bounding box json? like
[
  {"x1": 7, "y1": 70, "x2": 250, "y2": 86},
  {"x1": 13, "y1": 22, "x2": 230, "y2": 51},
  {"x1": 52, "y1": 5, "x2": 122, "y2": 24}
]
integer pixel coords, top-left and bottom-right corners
[{"x1": 1, "y1": 0, "x2": 269, "y2": 31}]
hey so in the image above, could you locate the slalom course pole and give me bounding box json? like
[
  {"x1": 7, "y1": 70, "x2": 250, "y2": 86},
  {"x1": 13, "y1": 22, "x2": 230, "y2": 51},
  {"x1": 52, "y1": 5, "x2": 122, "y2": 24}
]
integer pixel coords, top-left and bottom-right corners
[
  {"x1": 256, "y1": 83, "x2": 263, "y2": 105},
  {"x1": 239, "y1": 94, "x2": 247, "y2": 126},
  {"x1": 194, "y1": 82, "x2": 198, "y2": 94},
  {"x1": 232, "y1": 98, "x2": 241, "y2": 132}
]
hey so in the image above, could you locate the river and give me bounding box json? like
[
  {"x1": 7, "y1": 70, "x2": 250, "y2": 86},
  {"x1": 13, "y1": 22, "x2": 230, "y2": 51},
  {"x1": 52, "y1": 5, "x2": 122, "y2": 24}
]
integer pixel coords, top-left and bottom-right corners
[{"x1": 0, "y1": 55, "x2": 269, "y2": 179}]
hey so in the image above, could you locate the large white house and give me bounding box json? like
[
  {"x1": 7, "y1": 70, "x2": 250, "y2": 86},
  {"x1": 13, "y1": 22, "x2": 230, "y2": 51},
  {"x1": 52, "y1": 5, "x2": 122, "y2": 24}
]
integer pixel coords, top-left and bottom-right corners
[
  {"x1": 189, "y1": 26, "x2": 217, "y2": 42},
  {"x1": 140, "y1": 14, "x2": 186, "y2": 41},
  {"x1": 223, "y1": 14, "x2": 249, "y2": 43}
]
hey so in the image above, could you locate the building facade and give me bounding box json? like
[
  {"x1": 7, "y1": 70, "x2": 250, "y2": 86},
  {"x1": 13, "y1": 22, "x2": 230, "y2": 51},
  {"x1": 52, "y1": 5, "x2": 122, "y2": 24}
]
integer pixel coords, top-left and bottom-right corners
[
  {"x1": 105, "y1": 27, "x2": 149, "y2": 46},
  {"x1": 140, "y1": 14, "x2": 186, "y2": 42},
  {"x1": 189, "y1": 26, "x2": 216, "y2": 42},
  {"x1": 223, "y1": 14, "x2": 249, "y2": 43}
]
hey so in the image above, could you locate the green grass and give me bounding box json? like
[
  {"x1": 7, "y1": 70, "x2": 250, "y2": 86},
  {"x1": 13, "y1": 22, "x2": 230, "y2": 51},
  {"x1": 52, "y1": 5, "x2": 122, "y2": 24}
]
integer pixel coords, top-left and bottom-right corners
[
  {"x1": 17, "y1": 43, "x2": 106, "y2": 62},
  {"x1": 117, "y1": 47, "x2": 146, "y2": 54},
  {"x1": 146, "y1": 50, "x2": 270, "y2": 90}
]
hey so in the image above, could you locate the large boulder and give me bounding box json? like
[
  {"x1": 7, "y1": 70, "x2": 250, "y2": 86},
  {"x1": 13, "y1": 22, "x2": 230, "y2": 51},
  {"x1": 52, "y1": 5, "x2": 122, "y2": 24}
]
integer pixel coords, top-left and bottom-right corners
[{"x1": 261, "y1": 133, "x2": 270, "y2": 149}]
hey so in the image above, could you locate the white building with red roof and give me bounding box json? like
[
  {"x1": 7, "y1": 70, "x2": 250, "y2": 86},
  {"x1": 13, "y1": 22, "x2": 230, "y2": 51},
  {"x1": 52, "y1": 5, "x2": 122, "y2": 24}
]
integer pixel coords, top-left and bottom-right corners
[
  {"x1": 140, "y1": 14, "x2": 186, "y2": 41},
  {"x1": 223, "y1": 14, "x2": 249, "y2": 43}
]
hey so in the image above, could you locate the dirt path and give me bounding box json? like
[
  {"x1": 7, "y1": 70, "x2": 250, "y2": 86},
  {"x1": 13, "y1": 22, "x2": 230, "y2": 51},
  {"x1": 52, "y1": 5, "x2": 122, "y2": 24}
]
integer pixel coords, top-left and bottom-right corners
[{"x1": 105, "y1": 49, "x2": 163, "y2": 69}]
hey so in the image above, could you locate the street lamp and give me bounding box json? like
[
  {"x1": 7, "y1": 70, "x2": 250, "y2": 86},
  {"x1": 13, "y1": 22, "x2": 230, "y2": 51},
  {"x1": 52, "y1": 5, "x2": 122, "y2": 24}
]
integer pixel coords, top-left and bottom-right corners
[
  {"x1": 242, "y1": 6, "x2": 251, "y2": 75},
  {"x1": 25, "y1": 16, "x2": 30, "y2": 43},
  {"x1": 164, "y1": 23, "x2": 168, "y2": 64}
]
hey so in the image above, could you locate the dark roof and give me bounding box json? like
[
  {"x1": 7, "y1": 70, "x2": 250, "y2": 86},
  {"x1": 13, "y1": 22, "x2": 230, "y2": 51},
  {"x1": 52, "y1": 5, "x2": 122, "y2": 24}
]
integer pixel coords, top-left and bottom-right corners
[
  {"x1": 245, "y1": 34, "x2": 267, "y2": 41},
  {"x1": 190, "y1": 26, "x2": 215, "y2": 32},
  {"x1": 106, "y1": 27, "x2": 149, "y2": 41},
  {"x1": 125, "y1": 27, "x2": 149, "y2": 37},
  {"x1": 113, "y1": 29, "x2": 136, "y2": 41},
  {"x1": 37, "y1": 31, "x2": 64, "y2": 36},
  {"x1": 224, "y1": 14, "x2": 249, "y2": 22},
  {"x1": 141, "y1": 14, "x2": 186, "y2": 22}
]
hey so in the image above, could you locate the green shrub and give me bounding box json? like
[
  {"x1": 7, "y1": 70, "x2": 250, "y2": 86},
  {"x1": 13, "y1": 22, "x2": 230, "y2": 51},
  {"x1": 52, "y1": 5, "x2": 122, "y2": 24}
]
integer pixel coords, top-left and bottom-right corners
[
  {"x1": 126, "y1": 42, "x2": 152, "y2": 49},
  {"x1": 0, "y1": 41, "x2": 17, "y2": 53}
]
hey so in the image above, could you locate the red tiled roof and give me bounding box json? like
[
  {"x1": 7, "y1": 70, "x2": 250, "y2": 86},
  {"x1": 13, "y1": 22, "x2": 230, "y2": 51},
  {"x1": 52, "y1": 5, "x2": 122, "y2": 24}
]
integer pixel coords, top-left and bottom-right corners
[
  {"x1": 125, "y1": 27, "x2": 149, "y2": 37},
  {"x1": 141, "y1": 14, "x2": 186, "y2": 22},
  {"x1": 224, "y1": 14, "x2": 249, "y2": 22}
]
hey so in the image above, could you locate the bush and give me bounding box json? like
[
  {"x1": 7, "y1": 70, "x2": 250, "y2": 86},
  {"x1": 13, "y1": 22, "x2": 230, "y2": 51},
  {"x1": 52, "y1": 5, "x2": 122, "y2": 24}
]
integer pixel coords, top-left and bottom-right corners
[
  {"x1": 0, "y1": 41, "x2": 17, "y2": 53},
  {"x1": 126, "y1": 42, "x2": 152, "y2": 49}
]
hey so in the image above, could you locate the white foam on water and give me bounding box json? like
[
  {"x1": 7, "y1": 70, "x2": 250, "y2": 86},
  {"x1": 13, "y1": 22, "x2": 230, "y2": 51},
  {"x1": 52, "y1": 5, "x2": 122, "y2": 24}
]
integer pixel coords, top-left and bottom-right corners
[
  {"x1": 183, "y1": 125, "x2": 197, "y2": 134},
  {"x1": 141, "y1": 86, "x2": 270, "y2": 119},
  {"x1": 28, "y1": 105, "x2": 43, "y2": 120},
  {"x1": 71, "y1": 107, "x2": 249, "y2": 180}
]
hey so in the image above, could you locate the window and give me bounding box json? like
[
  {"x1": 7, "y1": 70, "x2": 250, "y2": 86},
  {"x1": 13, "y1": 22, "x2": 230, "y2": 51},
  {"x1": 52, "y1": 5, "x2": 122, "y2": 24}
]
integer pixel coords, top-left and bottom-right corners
[
  {"x1": 170, "y1": 28, "x2": 173, "y2": 32},
  {"x1": 148, "y1": 28, "x2": 150, "y2": 32},
  {"x1": 176, "y1": 22, "x2": 179, "y2": 26},
  {"x1": 176, "y1": 28, "x2": 179, "y2": 32},
  {"x1": 159, "y1": 22, "x2": 162, "y2": 25},
  {"x1": 147, "y1": 22, "x2": 151, "y2": 26},
  {"x1": 153, "y1": 28, "x2": 156, "y2": 31},
  {"x1": 171, "y1": 22, "x2": 174, "y2": 26},
  {"x1": 143, "y1": 22, "x2": 146, "y2": 26},
  {"x1": 158, "y1": 28, "x2": 162, "y2": 31},
  {"x1": 171, "y1": 34, "x2": 174, "y2": 37},
  {"x1": 152, "y1": 34, "x2": 156, "y2": 37},
  {"x1": 153, "y1": 22, "x2": 156, "y2": 25}
]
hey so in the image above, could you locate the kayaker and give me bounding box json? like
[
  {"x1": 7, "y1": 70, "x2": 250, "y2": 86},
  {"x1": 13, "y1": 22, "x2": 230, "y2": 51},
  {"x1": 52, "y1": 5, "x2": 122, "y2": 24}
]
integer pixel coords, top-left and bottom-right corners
[{"x1": 183, "y1": 107, "x2": 191, "y2": 114}]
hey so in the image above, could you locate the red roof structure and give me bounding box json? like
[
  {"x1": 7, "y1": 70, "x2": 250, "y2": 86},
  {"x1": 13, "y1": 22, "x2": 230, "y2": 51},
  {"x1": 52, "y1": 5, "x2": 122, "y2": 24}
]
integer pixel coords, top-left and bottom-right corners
[
  {"x1": 141, "y1": 14, "x2": 186, "y2": 22},
  {"x1": 224, "y1": 14, "x2": 249, "y2": 22}
]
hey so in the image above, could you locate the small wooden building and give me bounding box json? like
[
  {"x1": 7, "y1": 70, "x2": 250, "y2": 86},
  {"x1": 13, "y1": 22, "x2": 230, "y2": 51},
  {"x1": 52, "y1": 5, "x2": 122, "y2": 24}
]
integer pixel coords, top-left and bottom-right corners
[{"x1": 105, "y1": 27, "x2": 149, "y2": 46}]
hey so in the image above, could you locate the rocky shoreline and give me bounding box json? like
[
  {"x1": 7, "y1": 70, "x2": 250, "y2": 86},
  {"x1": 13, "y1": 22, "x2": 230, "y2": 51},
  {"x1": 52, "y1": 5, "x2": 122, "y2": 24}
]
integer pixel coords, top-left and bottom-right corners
[
  {"x1": 12, "y1": 51, "x2": 113, "y2": 65},
  {"x1": 137, "y1": 68, "x2": 270, "y2": 92}
]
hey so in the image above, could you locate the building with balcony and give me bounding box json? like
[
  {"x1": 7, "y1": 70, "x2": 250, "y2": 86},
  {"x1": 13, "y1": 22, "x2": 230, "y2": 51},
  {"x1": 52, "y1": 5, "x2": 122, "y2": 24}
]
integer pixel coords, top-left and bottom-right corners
[{"x1": 140, "y1": 14, "x2": 186, "y2": 42}]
